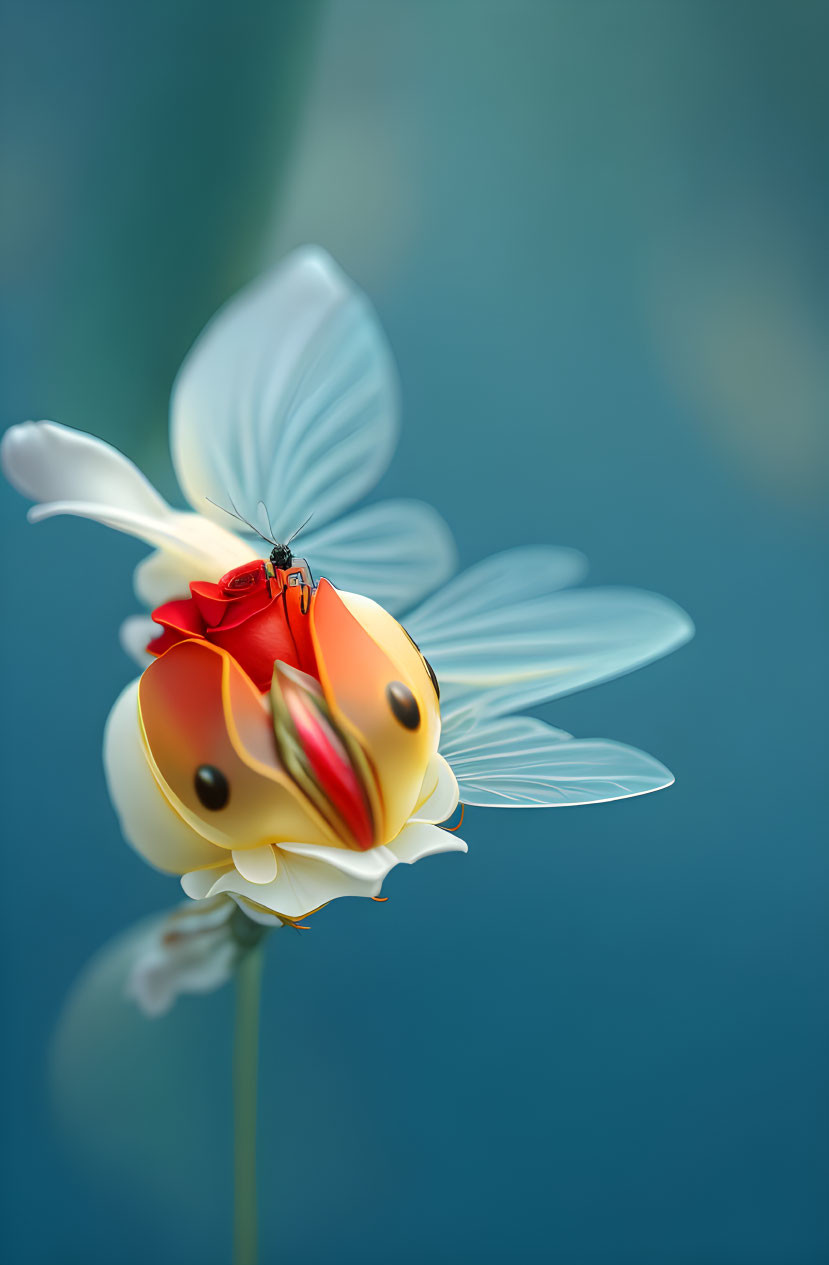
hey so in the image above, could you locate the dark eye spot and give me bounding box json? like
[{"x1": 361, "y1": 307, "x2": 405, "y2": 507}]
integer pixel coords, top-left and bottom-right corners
[
  {"x1": 386, "y1": 681, "x2": 420, "y2": 730},
  {"x1": 194, "y1": 764, "x2": 230, "y2": 810}
]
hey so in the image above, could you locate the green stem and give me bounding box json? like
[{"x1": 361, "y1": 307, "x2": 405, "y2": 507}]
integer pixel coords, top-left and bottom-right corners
[{"x1": 234, "y1": 944, "x2": 263, "y2": 1265}]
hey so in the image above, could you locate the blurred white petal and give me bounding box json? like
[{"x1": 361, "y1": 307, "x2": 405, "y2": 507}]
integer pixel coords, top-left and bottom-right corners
[
  {"x1": 51, "y1": 909, "x2": 244, "y2": 1221},
  {"x1": 119, "y1": 616, "x2": 155, "y2": 669},
  {"x1": 126, "y1": 897, "x2": 247, "y2": 1017},
  {"x1": 133, "y1": 549, "x2": 199, "y2": 605}
]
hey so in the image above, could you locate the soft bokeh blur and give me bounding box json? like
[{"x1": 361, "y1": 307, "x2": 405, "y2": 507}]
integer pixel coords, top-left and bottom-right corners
[{"x1": 2, "y1": 2, "x2": 827, "y2": 1262}]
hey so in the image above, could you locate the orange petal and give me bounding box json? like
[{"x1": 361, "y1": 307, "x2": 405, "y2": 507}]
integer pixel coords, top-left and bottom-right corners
[
  {"x1": 138, "y1": 640, "x2": 337, "y2": 851},
  {"x1": 309, "y1": 580, "x2": 440, "y2": 843}
]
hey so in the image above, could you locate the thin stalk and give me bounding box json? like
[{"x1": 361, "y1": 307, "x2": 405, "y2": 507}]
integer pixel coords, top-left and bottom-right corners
[{"x1": 233, "y1": 944, "x2": 264, "y2": 1265}]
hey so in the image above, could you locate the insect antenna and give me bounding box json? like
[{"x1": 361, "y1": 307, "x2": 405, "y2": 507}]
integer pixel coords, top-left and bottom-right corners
[
  {"x1": 285, "y1": 512, "x2": 314, "y2": 546},
  {"x1": 257, "y1": 500, "x2": 280, "y2": 547},
  {"x1": 205, "y1": 496, "x2": 277, "y2": 547},
  {"x1": 228, "y1": 495, "x2": 278, "y2": 545}
]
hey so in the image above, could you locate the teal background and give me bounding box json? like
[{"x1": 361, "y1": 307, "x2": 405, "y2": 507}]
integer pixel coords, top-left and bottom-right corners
[{"x1": 1, "y1": 3, "x2": 827, "y2": 1263}]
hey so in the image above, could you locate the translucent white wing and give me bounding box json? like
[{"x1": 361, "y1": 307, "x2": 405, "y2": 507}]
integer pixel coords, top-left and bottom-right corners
[
  {"x1": 406, "y1": 545, "x2": 587, "y2": 639},
  {"x1": 441, "y1": 714, "x2": 674, "y2": 806},
  {"x1": 299, "y1": 499, "x2": 457, "y2": 613},
  {"x1": 405, "y1": 550, "x2": 693, "y2": 721},
  {"x1": 171, "y1": 246, "x2": 400, "y2": 538}
]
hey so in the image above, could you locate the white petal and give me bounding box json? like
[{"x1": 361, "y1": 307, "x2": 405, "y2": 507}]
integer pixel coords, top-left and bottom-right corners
[
  {"x1": 29, "y1": 501, "x2": 250, "y2": 574},
  {"x1": 228, "y1": 897, "x2": 284, "y2": 928},
  {"x1": 1, "y1": 420, "x2": 169, "y2": 516},
  {"x1": 232, "y1": 845, "x2": 279, "y2": 884},
  {"x1": 119, "y1": 615, "x2": 155, "y2": 668},
  {"x1": 405, "y1": 561, "x2": 693, "y2": 721},
  {"x1": 2, "y1": 421, "x2": 254, "y2": 587},
  {"x1": 386, "y1": 820, "x2": 468, "y2": 864},
  {"x1": 133, "y1": 549, "x2": 199, "y2": 605},
  {"x1": 181, "y1": 867, "x2": 231, "y2": 899},
  {"x1": 205, "y1": 848, "x2": 383, "y2": 920},
  {"x1": 410, "y1": 753, "x2": 459, "y2": 824},
  {"x1": 170, "y1": 246, "x2": 399, "y2": 536},
  {"x1": 277, "y1": 841, "x2": 397, "y2": 882},
  {"x1": 299, "y1": 500, "x2": 457, "y2": 614},
  {"x1": 131, "y1": 523, "x2": 259, "y2": 604},
  {"x1": 442, "y1": 714, "x2": 675, "y2": 807},
  {"x1": 104, "y1": 680, "x2": 226, "y2": 874},
  {"x1": 185, "y1": 828, "x2": 465, "y2": 917}
]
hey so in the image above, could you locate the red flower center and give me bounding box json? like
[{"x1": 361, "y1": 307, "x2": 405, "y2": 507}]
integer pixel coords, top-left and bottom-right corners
[{"x1": 146, "y1": 560, "x2": 318, "y2": 692}]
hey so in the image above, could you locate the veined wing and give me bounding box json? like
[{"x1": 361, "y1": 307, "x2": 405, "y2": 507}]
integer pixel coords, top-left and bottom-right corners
[
  {"x1": 3, "y1": 249, "x2": 457, "y2": 613},
  {"x1": 298, "y1": 499, "x2": 457, "y2": 613},
  {"x1": 170, "y1": 245, "x2": 456, "y2": 607},
  {"x1": 171, "y1": 246, "x2": 399, "y2": 538},
  {"x1": 440, "y1": 714, "x2": 674, "y2": 807},
  {"x1": 405, "y1": 549, "x2": 693, "y2": 721}
]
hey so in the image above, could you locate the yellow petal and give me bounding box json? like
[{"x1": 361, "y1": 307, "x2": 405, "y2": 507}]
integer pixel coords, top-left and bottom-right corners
[{"x1": 310, "y1": 581, "x2": 440, "y2": 843}]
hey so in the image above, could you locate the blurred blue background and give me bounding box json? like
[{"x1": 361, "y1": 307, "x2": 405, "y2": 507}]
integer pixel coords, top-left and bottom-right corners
[{"x1": 1, "y1": 2, "x2": 827, "y2": 1262}]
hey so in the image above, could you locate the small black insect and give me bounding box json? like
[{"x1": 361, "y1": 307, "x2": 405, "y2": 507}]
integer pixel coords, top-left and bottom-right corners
[
  {"x1": 269, "y1": 540, "x2": 295, "y2": 570},
  {"x1": 207, "y1": 496, "x2": 312, "y2": 573}
]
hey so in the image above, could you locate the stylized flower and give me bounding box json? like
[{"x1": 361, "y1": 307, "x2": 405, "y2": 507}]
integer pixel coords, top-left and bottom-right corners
[
  {"x1": 107, "y1": 576, "x2": 461, "y2": 924},
  {"x1": 2, "y1": 247, "x2": 693, "y2": 932}
]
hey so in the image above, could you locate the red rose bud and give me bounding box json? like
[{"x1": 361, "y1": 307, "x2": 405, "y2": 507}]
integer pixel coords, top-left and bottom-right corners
[
  {"x1": 219, "y1": 560, "x2": 268, "y2": 595},
  {"x1": 148, "y1": 560, "x2": 319, "y2": 692}
]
